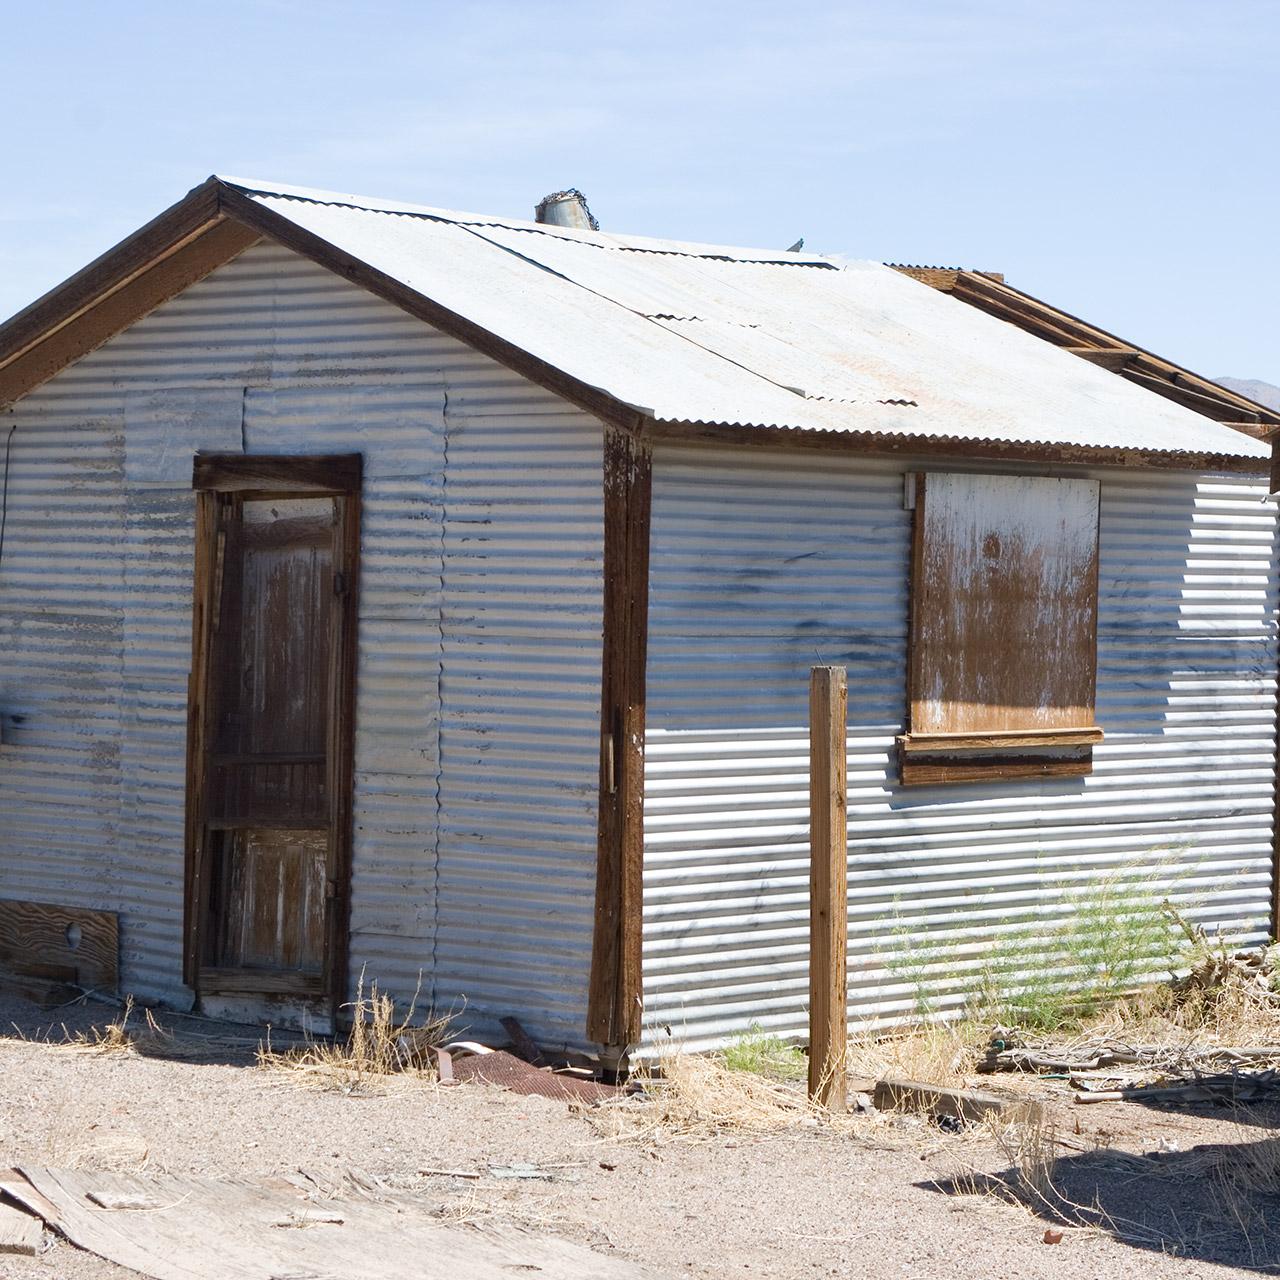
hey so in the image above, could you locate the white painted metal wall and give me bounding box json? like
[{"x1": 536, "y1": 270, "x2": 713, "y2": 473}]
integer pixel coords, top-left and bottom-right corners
[
  {"x1": 643, "y1": 443, "x2": 1278, "y2": 1051},
  {"x1": 0, "y1": 242, "x2": 603, "y2": 1046}
]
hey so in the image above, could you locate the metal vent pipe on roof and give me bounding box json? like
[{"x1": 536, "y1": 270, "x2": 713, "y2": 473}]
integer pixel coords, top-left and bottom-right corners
[{"x1": 534, "y1": 189, "x2": 599, "y2": 231}]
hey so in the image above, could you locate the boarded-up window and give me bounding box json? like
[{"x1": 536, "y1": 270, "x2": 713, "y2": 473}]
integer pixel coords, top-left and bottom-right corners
[{"x1": 899, "y1": 472, "x2": 1103, "y2": 785}]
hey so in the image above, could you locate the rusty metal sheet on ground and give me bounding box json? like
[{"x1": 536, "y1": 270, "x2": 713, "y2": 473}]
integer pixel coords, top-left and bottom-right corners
[
  {"x1": 7, "y1": 1167, "x2": 663, "y2": 1280},
  {"x1": 452, "y1": 1049, "x2": 623, "y2": 1104}
]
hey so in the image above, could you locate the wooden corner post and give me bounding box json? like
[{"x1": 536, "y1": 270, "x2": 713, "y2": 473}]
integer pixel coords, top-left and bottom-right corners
[
  {"x1": 809, "y1": 665, "x2": 848, "y2": 1109},
  {"x1": 587, "y1": 427, "x2": 652, "y2": 1052}
]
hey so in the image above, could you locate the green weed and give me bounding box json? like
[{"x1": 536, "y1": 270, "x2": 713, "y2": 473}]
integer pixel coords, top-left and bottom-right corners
[
  {"x1": 886, "y1": 859, "x2": 1191, "y2": 1032},
  {"x1": 721, "y1": 1023, "x2": 808, "y2": 1081}
]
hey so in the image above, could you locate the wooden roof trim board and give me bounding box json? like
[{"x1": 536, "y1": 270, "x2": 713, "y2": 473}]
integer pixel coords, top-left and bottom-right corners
[
  {"x1": 893, "y1": 265, "x2": 1280, "y2": 438},
  {"x1": 0, "y1": 175, "x2": 1268, "y2": 473},
  {"x1": 0, "y1": 180, "x2": 262, "y2": 408}
]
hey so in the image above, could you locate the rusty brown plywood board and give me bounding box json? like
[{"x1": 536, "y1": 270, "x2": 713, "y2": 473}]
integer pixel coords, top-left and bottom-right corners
[
  {"x1": 908, "y1": 472, "x2": 1100, "y2": 736},
  {"x1": 899, "y1": 727, "x2": 1104, "y2": 752},
  {"x1": 6, "y1": 1167, "x2": 664, "y2": 1280},
  {"x1": 0, "y1": 900, "x2": 118, "y2": 994}
]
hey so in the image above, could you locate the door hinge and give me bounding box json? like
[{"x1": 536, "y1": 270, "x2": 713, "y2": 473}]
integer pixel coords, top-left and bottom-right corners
[
  {"x1": 333, "y1": 571, "x2": 348, "y2": 597},
  {"x1": 325, "y1": 878, "x2": 339, "y2": 902},
  {"x1": 603, "y1": 729, "x2": 616, "y2": 795}
]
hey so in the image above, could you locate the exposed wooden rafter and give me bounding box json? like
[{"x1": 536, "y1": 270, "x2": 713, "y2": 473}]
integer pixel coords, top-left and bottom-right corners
[{"x1": 893, "y1": 265, "x2": 1280, "y2": 439}]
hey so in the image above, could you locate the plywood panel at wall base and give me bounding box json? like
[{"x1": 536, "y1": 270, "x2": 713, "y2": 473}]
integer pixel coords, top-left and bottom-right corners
[
  {"x1": 0, "y1": 900, "x2": 118, "y2": 992},
  {"x1": 910, "y1": 472, "x2": 1100, "y2": 734}
]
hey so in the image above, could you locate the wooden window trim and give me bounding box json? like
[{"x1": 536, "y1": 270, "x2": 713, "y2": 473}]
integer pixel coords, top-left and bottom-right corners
[
  {"x1": 899, "y1": 727, "x2": 1104, "y2": 753},
  {"x1": 901, "y1": 753, "x2": 1095, "y2": 786},
  {"x1": 192, "y1": 452, "x2": 362, "y2": 495}
]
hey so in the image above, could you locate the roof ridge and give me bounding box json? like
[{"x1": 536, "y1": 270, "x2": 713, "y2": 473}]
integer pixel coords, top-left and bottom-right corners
[{"x1": 216, "y1": 175, "x2": 843, "y2": 266}]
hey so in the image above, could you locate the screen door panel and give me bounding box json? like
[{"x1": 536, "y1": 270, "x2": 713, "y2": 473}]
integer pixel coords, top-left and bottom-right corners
[
  {"x1": 212, "y1": 829, "x2": 329, "y2": 973},
  {"x1": 201, "y1": 496, "x2": 340, "y2": 986}
]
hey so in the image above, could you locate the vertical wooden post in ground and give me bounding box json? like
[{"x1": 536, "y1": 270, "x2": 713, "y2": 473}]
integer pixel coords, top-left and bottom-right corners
[{"x1": 809, "y1": 666, "x2": 848, "y2": 1110}]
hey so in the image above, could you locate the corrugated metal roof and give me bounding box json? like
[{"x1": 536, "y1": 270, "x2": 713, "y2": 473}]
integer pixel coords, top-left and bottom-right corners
[{"x1": 219, "y1": 177, "x2": 1268, "y2": 461}]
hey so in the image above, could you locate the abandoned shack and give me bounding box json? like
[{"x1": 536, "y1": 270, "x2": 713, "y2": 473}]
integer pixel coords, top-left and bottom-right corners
[{"x1": 0, "y1": 176, "x2": 1277, "y2": 1056}]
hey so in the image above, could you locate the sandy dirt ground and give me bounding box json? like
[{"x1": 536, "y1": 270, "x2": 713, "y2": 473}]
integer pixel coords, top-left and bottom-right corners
[{"x1": 1, "y1": 992, "x2": 1278, "y2": 1280}]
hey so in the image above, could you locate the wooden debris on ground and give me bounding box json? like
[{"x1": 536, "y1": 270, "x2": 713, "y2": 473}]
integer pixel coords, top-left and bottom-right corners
[
  {"x1": 500, "y1": 1015, "x2": 547, "y2": 1067},
  {"x1": 1072, "y1": 1069, "x2": 1280, "y2": 1107},
  {"x1": 980, "y1": 1033, "x2": 1280, "y2": 1076},
  {"x1": 979, "y1": 1015, "x2": 1280, "y2": 1108},
  {"x1": 2, "y1": 1166, "x2": 667, "y2": 1280},
  {"x1": 1165, "y1": 913, "x2": 1280, "y2": 1006},
  {"x1": 872, "y1": 1077, "x2": 1039, "y2": 1123},
  {"x1": 0, "y1": 1198, "x2": 42, "y2": 1256}
]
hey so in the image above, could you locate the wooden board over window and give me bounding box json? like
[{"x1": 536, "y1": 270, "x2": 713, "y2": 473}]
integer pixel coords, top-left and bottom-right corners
[{"x1": 901, "y1": 472, "x2": 1102, "y2": 784}]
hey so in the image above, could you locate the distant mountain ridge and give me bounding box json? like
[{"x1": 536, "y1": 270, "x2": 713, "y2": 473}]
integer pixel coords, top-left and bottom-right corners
[{"x1": 1216, "y1": 377, "x2": 1280, "y2": 412}]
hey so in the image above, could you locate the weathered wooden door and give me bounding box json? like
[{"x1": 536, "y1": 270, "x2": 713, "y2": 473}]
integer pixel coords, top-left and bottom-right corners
[{"x1": 185, "y1": 455, "x2": 360, "y2": 1006}]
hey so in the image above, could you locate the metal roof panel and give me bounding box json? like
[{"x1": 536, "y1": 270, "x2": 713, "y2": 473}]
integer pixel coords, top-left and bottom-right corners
[{"x1": 229, "y1": 181, "x2": 1267, "y2": 461}]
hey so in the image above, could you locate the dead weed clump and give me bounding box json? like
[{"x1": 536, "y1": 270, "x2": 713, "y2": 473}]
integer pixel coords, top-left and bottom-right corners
[
  {"x1": 257, "y1": 977, "x2": 452, "y2": 1093},
  {"x1": 846, "y1": 1021, "x2": 985, "y2": 1090},
  {"x1": 65, "y1": 996, "x2": 175, "y2": 1057},
  {"x1": 590, "y1": 1047, "x2": 854, "y2": 1144},
  {"x1": 73, "y1": 995, "x2": 140, "y2": 1053}
]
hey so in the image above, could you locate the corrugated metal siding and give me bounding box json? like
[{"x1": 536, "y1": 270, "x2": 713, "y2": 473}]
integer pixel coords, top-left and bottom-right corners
[
  {"x1": 642, "y1": 444, "x2": 1278, "y2": 1051},
  {"x1": 434, "y1": 386, "x2": 604, "y2": 1049},
  {"x1": 0, "y1": 241, "x2": 603, "y2": 1042}
]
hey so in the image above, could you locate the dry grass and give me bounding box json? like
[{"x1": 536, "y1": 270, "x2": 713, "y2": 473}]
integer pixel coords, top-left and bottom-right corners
[
  {"x1": 590, "y1": 1047, "x2": 862, "y2": 1144},
  {"x1": 62, "y1": 996, "x2": 180, "y2": 1057},
  {"x1": 256, "y1": 976, "x2": 453, "y2": 1093},
  {"x1": 853, "y1": 938, "x2": 1280, "y2": 1095},
  {"x1": 71, "y1": 994, "x2": 140, "y2": 1052},
  {"x1": 993, "y1": 1116, "x2": 1280, "y2": 1260},
  {"x1": 846, "y1": 1020, "x2": 985, "y2": 1090},
  {"x1": 932, "y1": 1108, "x2": 1164, "y2": 1246}
]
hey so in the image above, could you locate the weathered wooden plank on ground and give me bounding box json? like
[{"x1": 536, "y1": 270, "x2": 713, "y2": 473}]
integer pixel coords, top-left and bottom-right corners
[
  {"x1": 7, "y1": 1167, "x2": 667, "y2": 1280},
  {"x1": 873, "y1": 1077, "x2": 1040, "y2": 1123},
  {"x1": 0, "y1": 1199, "x2": 42, "y2": 1255}
]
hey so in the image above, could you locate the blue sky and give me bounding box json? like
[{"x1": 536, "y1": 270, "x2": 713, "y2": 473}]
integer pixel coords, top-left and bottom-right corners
[{"x1": 2, "y1": 0, "x2": 1277, "y2": 382}]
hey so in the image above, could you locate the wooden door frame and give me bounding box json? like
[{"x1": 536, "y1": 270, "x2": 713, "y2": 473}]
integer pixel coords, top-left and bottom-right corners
[{"x1": 184, "y1": 452, "x2": 362, "y2": 1022}]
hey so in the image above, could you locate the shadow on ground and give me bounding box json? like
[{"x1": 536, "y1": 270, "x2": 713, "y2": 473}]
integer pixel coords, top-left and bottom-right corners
[
  {"x1": 923, "y1": 1124, "x2": 1280, "y2": 1273},
  {"x1": 0, "y1": 990, "x2": 302, "y2": 1069}
]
